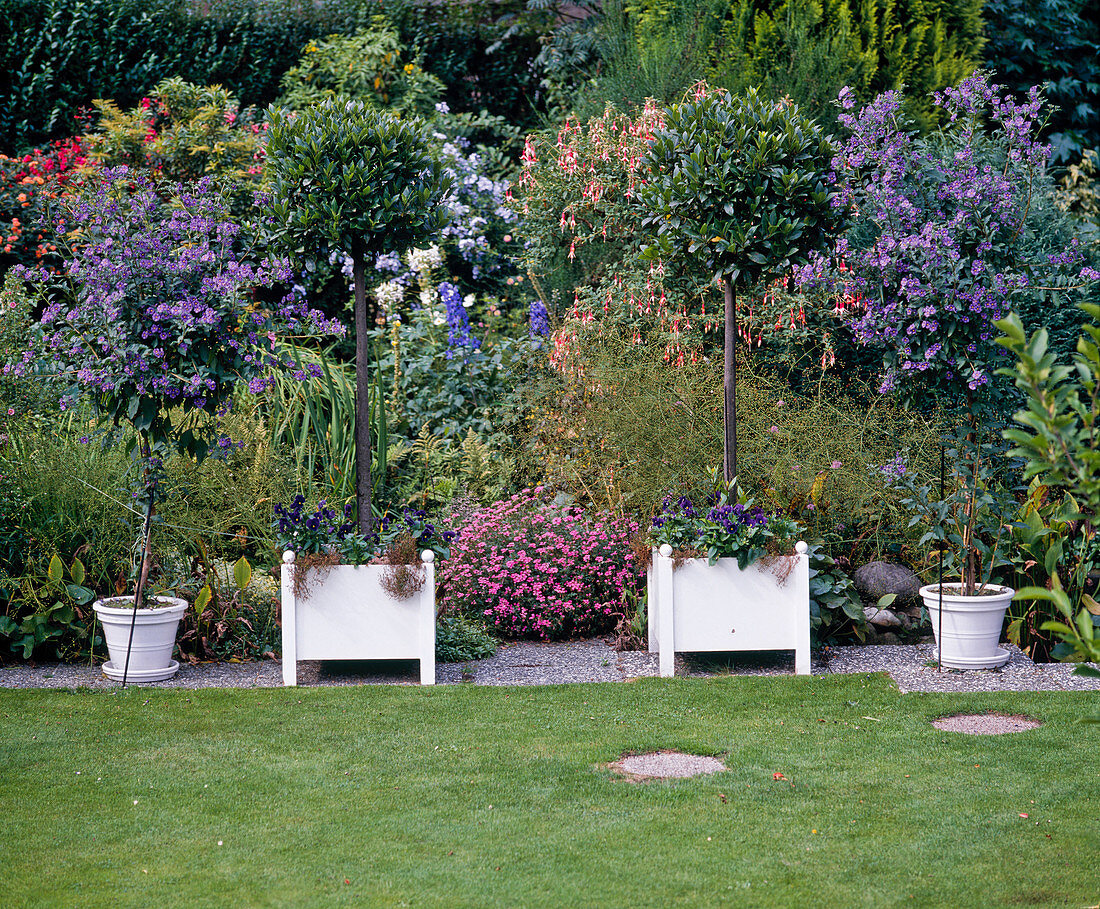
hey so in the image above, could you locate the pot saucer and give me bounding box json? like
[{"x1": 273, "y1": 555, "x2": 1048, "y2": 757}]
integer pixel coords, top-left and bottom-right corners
[
  {"x1": 101, "y1": 660, "x2": 180, "y2": 682},
  {"x1": 936, "y1": 648, "x2": 1011, "y2": 670}
]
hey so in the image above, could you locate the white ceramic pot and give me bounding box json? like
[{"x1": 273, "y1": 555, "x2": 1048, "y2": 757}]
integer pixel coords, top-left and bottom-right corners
[
  {"x1": 648, "y1": 542, "x2": 811, "y2": 678},
  {"x1": 93, "y1": 596, "x2": 187, "y2": 682},
  {"x1": 919, "y1": 583, "x2": 1015, "y2": 669}
]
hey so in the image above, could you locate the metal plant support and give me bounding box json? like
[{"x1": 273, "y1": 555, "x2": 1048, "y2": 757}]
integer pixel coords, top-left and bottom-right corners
[{"x1": 938, "y1": 443, "x2": 945, "y2": 671}]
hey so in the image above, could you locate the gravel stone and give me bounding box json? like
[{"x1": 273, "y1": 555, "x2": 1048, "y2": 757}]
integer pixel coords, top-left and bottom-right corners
[
  {"x1": 824, "y1": 642, "x2": 1100, "y2": 693},
  {"x1": 2, "y1": 640, "x2": 1097, "y2": 693}
]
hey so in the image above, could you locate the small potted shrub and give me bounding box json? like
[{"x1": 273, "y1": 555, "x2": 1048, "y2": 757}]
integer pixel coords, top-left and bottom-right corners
[
  {"x1": 275, "y1": 499, "x2": 455, "y2": 685},
  {"x1": 632, "y1": 86, "x2": 836, "y2": 676},
  {"x1": 263, "y1": 98, "x2": 452, "y2": 535},
  {"x1": 8, "y1": 168, "x2": 335, "y2": 683},
  {"x1": 645, "y1": 476, "x2": 810, "y2": 676}
]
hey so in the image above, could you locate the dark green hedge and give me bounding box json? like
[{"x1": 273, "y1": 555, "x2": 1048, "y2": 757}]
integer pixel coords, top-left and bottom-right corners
[
  {"x1": 0, "y1": 0, "x2": 550, "y2": 154},
  {"x1": 0, "y1": 0, "x2": 378, "y2": 151},
  {"x1": 982, "y1": 0, "x2": 1100, "y2": 164}
]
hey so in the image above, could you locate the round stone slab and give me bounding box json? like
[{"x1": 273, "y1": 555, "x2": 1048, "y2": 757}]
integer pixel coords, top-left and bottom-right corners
[
  {"x1": 932, "y1": 713, "x2": 1041, "y2": 735},
  {"x1": 611, "y1": 751, "x2": 726, "y2": 779}
]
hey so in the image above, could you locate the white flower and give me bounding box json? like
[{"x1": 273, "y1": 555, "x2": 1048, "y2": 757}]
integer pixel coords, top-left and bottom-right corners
[
  {"x1": 375, "y1": 280, "x2": 404, "y2": 310},
  {"x1": 419, "y1": 286, "x2": 437, "y2": 309},
  {"x1": 407, "y1": 244, "x2": 444, "y2": 277},
  {"x1": 463, "y1": 293, "x2": 476, "y2": 309}
]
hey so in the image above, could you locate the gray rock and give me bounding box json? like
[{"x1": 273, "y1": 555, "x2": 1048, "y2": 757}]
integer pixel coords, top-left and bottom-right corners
[
  {"x1": 864, "y1": 605, "x2": 903, "y2": 628},
  {"x1": 854, "y1": 561, "x2": 922, "y2": 607}
]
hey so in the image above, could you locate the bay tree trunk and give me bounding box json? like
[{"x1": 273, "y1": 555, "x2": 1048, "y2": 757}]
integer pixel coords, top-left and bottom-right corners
[
  {"x1": 723, "y1": 277, "x2": 737, "y2": 490},
  {"x1": 352, "y1": 241, "x2": 375, "y2": 535}
]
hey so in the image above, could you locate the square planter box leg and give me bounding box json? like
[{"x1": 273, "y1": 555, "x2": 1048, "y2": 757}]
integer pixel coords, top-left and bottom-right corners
[
  {"x1": 649, "y1": 542, "x2": 810, "y2": 677},
  {"x1": 281, "y1": 550, "x2": 436, "y2": 686}
]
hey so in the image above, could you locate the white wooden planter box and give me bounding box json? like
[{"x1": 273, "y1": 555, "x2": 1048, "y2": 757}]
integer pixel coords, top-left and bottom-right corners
[
  {"x1": 648, "y1": 542, "x2": 810, "y2": 677},
  {"x1": 280, "y1": 550, "x2": 436, "y2": 686}
]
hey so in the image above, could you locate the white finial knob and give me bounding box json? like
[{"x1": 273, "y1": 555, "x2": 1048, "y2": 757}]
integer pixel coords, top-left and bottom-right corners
[
  {"x1": 420, "y1": 550, "x2": 435, "y2": 564},
  {"x1": 795, "y1": 541, "x2": 808, "y2": 555},
  {"x1": 659, "y1": 544, "x2": 673, "y2": 558},
  {"x1": 282, "y1": 550, "x2": 296, "y2": 564}
]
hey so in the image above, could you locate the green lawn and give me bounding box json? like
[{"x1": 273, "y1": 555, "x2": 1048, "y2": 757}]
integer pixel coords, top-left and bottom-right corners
[{"x1": 1, "y1": 674, "x2": 1097, "y2": 908}]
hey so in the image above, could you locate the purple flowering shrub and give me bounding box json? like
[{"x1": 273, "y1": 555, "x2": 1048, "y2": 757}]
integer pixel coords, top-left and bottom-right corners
[
  {"x1": 817, "y1": 72, "x2": 1100, "y2": 594},
  {"x1": 7, "y1": 167, "x2": 339, "y2": 461},
  {"x1": 824, "y1": 72, "x2": 1100, "y2": 399},
  {"x1": 441, "y1": 489, "x2": 642, "y2": 640}
]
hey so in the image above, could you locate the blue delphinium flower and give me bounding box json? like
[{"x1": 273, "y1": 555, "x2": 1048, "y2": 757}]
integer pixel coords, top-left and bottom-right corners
[
  {"x1": 529, "y1": 300, "x2": 550, "y2": 337},
  {"x1": 438, "y1": 281, "x2": 480, "y2": 357}
]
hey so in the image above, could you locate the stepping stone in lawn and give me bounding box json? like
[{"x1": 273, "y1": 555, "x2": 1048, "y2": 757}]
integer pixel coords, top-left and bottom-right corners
[
  {"x1": 931, "y1": 713, "x2": 1042, "y2": 734},
  {"x1": 609, "y1": 751, "x2": 726, "y2": 781}
]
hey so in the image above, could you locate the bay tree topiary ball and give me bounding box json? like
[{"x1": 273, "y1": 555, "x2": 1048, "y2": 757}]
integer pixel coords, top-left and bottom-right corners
[
  {"x1": 636, "y1": 85, "x2": 843, "y2": 287},
  {"x1": 263, "y1": 98, "x2": 452, "y2": 263}
]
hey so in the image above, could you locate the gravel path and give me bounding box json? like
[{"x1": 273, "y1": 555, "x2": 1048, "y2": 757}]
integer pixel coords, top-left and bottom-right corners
[{"x1": 1, "y1": 640, "x2": 1097, "y2": 693}]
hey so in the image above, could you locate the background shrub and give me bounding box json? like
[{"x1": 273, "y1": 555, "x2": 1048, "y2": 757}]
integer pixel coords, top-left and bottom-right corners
[
  {"x1": 441, "y1": 489, "x2": 641, "y2": 640},
  {"x1": 0, "y1": 0, "x2": 357, "y2": 152},
  {"x1": 276, "y1": 24, "x2": 444, "y2": 116},
  {"x1": 982, "y1": 0, "x2": 1100, "y2": 164},
  {"x1": 561, "y1": 0, "x2": 985, "y2": 128},
  {"x1": 526, "y1": 332, "x2": 939, "y2": 563},
  {"x1": 0, "y1": 0, "x2": 559, "y2": 155}
]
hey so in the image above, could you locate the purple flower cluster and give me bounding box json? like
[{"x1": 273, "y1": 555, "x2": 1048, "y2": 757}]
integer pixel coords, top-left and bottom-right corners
[
  {"x1": 274, "y1": 498, "x2": 458, "y2": 560},
  {"x1": 435, "y1": 134, "x2": 516, "y2": 279},
  {"x1": 7, "y1": 168, "x2": 340, "y2": 458},
  {"x1": 878, "y1": 451, "x2": 908, "y2": 479},
  {"x1": 704, "y1": 502, "x2": 768, "y2": 533},
  {"x1": 648, "y1": 489, "x2": 798, "y2": 565},
  {"x1": 274, "y1": 496, "x2": 356, "y2": 553},
  {"x1": 529, "y1": 300, "x2": 550, "y2": 337},
  {"x1": 827, "y1": 73, "x2": 1096, "y2": 399}
]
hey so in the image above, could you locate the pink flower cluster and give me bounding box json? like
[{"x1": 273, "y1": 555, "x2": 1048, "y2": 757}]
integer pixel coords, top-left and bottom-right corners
[{"x1": 441, "y1": 489, "x2": 642, "y2": 640}]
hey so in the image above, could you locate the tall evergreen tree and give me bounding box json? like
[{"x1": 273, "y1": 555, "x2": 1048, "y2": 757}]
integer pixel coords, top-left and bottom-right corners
[{"x1": 709, "y1": 0, "x2": 985, "y2": 126}]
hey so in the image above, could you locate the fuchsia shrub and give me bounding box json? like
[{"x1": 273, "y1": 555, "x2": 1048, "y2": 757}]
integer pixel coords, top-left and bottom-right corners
[{"x1": 441, "y1": 489, "x2": 642, "y2": 640}]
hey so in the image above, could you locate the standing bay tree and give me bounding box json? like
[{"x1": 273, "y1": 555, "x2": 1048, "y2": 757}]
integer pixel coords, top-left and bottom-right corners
[
  {"x1": 264, "y1": 98, "x2": 452, "y2": 533},
  {"x1": 636, "y1": 85, "x2": 843, "y2": 486}
]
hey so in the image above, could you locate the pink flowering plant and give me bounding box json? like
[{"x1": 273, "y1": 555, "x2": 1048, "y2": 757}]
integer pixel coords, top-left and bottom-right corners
[{"x1": 441, "y1": 489, "x2": 641, "y2": 640}]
